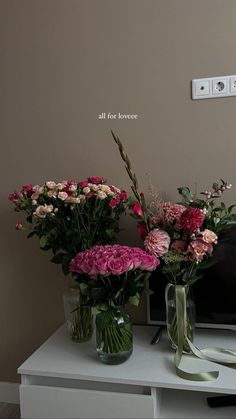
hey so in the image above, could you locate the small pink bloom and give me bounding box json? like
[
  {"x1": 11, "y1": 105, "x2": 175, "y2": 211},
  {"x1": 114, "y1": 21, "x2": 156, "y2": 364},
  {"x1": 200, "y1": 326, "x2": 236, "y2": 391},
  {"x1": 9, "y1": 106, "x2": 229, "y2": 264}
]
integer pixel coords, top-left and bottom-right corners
[
  {"x1": 171, "y1": 240, "x2": 186, "y2": 254},
  {"x1": 144, "y1": 228, "x2": 171, "y2": 257},
  {"x1": 79, "y1": 181, "x2": 89, "y2": 188},
  {"x1": 119, "y1": 191, "x2": 127, "y2": 200},
  {"x1": 131, "y1": 201, "x2": 143, "y2": 217},
  {"x1": 109, "y1": 197, "x2": 120, "y2": 208},
  {"x1": 88, "y1": 176, "x2": 105, "y2": 184},
  {"x1": 15, "y1": 222, "x2": 23, "y2": 230},
  {"x1": 22, "y1": 184, "x2": 33, "y2": 194}
]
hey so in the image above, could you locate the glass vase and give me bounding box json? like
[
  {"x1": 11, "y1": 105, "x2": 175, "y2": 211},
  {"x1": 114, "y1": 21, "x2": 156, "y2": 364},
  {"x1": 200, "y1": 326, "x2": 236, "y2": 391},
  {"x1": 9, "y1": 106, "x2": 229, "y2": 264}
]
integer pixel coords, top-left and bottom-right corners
[
  {"x1": 63, "y1": 287, "x2": 93, "y2": 342},
  {"x1": 96, "y1": 306, "x2": 133, "y2": 365},
  {"x1": 165, "y1": 283, "x2": 195, "y2": 353}
]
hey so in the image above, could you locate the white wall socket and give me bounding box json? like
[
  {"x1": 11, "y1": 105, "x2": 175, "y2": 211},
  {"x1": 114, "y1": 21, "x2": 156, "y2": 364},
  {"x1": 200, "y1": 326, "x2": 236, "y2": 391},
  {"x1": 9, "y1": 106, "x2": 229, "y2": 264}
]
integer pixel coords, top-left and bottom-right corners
[{"x1": 192, "y1": 75, "x2": 236, "y2": 99}]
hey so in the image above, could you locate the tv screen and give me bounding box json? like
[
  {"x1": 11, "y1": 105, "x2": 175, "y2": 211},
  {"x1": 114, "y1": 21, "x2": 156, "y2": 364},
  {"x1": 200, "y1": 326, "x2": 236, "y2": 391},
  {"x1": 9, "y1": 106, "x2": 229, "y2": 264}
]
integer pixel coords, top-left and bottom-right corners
[{"x1": 147, "y1": 226, "x2": 236, "y2": 330}]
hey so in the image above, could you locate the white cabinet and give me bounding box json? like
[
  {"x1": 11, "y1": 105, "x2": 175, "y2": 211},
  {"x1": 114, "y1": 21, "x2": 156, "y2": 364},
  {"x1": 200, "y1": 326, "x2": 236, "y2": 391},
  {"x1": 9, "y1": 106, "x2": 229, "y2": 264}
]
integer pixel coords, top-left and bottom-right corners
[{"x1": 18, "y1": 325, "x2": 236, "y2": 419}]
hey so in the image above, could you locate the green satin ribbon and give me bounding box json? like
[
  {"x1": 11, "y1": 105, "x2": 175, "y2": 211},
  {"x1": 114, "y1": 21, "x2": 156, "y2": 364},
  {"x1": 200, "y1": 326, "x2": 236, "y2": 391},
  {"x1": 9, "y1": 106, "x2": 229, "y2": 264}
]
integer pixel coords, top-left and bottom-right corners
[{"x1": 171, "y1": 284, "x2": 236, "y2": 381}]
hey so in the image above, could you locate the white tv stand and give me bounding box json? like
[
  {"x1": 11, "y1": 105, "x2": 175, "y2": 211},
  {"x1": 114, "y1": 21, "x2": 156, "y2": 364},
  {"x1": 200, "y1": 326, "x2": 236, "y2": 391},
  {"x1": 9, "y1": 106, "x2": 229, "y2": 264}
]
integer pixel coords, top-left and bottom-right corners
[{"x1": 18, "y1": 325, "x2": 236, "y2": 418}]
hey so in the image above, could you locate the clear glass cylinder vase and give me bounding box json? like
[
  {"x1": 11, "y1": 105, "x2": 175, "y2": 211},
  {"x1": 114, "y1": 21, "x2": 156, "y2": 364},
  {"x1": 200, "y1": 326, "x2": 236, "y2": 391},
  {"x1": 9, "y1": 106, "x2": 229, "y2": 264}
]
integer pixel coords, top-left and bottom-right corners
[
  {"x1": 96, "y1": 306, "x2": 133, "y2": 365},
  {"x1": 63, "y1": 287, "x2": 93, "y2": 342},
  {"x1": 165, "y1": 283, "x2": 195, "y2": 353}
]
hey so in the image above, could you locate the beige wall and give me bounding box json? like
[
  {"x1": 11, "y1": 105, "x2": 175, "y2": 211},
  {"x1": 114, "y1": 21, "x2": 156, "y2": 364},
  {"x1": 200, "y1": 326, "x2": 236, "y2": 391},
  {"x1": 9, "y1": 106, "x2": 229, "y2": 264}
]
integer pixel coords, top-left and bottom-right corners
[{"x1": 1, "y1": 0, "x2": 236, "y2": 382}]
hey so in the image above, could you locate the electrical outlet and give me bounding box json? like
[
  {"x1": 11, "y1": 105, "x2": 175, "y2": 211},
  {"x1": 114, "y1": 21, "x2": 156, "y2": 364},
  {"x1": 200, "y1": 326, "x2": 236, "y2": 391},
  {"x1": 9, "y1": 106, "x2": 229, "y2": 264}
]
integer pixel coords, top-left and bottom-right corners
[
  {"x1": 192, "y1": 74, "x2": 236, "y2": 100},
  {"x1": 229, "y1": 76, "x2": 236, "y2": 93},
  {"x1": 212, "y1": 78, "x2": 228, "y2": 95},
  {"x1": 192, "y1": 78, "x2": 211, "y2": 99}
]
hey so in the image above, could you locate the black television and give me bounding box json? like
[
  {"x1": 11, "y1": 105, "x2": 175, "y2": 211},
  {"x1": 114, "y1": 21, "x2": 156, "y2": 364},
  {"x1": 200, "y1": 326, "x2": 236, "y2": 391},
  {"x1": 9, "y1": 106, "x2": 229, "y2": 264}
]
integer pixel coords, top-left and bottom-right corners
[{"x1": 147, "y1": 226, "x2": 236, "y2": 330}]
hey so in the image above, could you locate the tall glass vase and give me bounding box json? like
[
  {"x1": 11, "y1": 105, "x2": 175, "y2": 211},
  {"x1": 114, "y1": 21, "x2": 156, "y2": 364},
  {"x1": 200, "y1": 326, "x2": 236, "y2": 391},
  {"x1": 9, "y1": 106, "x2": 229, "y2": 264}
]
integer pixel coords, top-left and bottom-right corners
[
  {"x1": 165, "y1": 283, "x2": 195, "y2": 353},
  {"x1": 63, "y1": 287, "x2": 93, "y2": 342},
  {"x1": 96, "y1": 306, "x2": 133, "y2": 365}
]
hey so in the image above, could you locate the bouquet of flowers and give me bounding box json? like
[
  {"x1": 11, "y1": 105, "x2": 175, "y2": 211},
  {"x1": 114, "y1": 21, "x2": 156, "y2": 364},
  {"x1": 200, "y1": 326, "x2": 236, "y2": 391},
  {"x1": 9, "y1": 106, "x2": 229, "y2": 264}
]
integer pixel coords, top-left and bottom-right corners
[
  {"x1": 9, "y1": 176, "x2": 128, "y2": 274},
  {"x1": 70, "y1": 244, "x2": 159, "y2": 363},
  {"x1": 69, "y1": 244, "x2": 159, "y2": 308},
  {"x1": 133, "y1": 179, "x2": 236, "y2": 285},
  {"x1": 111, "y1": 132, "x2": 236, "y2": 352}
]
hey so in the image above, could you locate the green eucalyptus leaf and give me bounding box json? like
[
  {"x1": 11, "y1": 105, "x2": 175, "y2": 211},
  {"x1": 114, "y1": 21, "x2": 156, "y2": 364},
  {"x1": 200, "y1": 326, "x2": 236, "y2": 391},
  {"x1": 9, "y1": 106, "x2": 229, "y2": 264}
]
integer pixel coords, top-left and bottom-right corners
[{"x1": 177, "y1": 186, "x2": 193, "y2": 203}]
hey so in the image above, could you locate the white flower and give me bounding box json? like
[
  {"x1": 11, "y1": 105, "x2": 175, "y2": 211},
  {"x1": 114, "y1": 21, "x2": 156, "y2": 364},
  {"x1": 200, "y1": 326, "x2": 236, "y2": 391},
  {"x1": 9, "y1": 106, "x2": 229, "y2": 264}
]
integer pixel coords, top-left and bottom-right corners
[
  {"x1": 47, "y1": 190, "x2": 57, "y2": 198},
  {"x1": 69, "y1": 184, "x2": 77, "y2": 192},
  {"x1": 56, "y1": 182, "x2": 65, "y2": 191},
  {"x1": 97, "y1": 191, "x2": 107, "y2": 200},
  {"x1": 46, "y1": 181, "x2": 57, "y2": 189},
  {"x1": 83, "y1": 187, "x2": 90, "y2": 194},
  {"x1": 34, "y1": 204, "x2": 54, "y2": 218},
  {"x1": 79, "y1": 194, "x2": 86, "y2": 200},
  {"x1": 58, "y1": 191, "x2": 68, "y2": 201}
]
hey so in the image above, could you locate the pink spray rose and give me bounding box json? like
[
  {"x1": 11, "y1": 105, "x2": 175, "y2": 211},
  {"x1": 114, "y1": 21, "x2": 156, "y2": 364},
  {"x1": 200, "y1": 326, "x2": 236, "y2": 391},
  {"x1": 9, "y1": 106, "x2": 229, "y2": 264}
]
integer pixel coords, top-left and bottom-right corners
[
  {"x1": 88, "y1": 176, "x2": 105, "y2": 184},
  {"x1": 144, "y1": 228, "x2": 171, "y2": 257},
  {"x1": 188, "y1": 239, "x2": 213, "y2": 262},
  {"x1": 201, "y1": 229, "x2": 218, "y2": 244}
]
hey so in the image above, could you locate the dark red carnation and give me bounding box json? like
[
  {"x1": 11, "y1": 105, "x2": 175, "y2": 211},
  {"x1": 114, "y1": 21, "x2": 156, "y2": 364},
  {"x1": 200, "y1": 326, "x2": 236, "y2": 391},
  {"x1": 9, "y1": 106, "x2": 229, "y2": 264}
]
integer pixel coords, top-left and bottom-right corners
[{"x1": 179, "y1": 207, "x2": 204, "y2": 232}]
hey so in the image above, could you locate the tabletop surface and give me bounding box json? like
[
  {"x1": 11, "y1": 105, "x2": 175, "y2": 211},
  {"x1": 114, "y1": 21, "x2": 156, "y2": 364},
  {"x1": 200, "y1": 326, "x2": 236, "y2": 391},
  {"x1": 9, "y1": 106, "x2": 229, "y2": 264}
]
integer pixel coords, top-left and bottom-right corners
[{"x1": 18, "y1": 325, "x2": 236, "y2": 394}]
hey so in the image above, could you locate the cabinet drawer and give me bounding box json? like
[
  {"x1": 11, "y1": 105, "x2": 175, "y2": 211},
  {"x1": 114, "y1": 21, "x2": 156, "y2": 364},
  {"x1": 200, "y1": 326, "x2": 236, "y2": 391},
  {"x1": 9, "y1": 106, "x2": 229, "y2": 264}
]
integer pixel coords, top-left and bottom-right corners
[{"x1": 20, "y1": 384, "x2": 156, "y2": 419}]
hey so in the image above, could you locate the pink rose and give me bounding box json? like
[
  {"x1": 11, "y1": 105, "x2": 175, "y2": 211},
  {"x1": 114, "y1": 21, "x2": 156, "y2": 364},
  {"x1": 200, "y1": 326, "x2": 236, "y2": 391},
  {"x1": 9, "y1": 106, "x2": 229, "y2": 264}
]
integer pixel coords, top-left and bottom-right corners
[
  {"x1": 107, "y1": 257, "x2": 127, "y2": 275},
  {"x1": 95, "y1": 257, "x2": 109, "y2": 276},
  {"x1": 144, "y1": 228, "x2": 171, "y2": 257},
  {"x1": 139, "y1": 253, "x2": 159, "y2": 271},
  {"x1": 201, "y1": 229, "x2": 218, "y2": 244}
]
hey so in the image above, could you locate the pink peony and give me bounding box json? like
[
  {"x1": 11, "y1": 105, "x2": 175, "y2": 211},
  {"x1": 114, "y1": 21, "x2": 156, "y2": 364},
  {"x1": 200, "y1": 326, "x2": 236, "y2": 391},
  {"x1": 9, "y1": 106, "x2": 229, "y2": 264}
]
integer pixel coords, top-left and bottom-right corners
[
  {"x1": 188, "y1": 239, "x2": 213, "y2": 262},
  {"x1": 179, "y1": 207, "x2": 205, "y2": 232},
  {"x1": 162, "y1": 202, "x2": 186, "y2": 223},
  {"x1": 144, "y1": 228, "x2": 171, "y2": 257}
]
